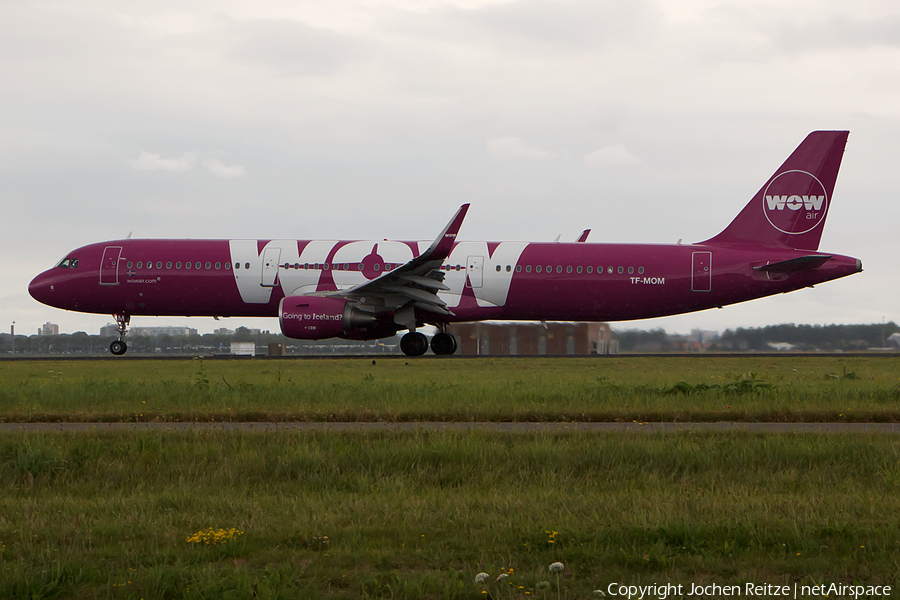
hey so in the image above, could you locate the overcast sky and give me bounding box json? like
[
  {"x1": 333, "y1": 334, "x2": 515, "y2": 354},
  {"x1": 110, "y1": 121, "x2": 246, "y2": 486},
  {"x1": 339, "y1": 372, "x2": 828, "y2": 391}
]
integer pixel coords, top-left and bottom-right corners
[{"x1": 3, "y1": 0, "x2": 898, "y2": 336}]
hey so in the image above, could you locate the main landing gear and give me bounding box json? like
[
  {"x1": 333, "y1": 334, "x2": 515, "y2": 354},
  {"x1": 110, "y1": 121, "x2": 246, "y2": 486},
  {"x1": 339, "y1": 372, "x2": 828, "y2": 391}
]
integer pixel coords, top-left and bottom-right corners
[
  {"x1": 110, "y1": 313, "x2": 130, "y2": 356},
  {"x1": 430, "y1": 331, "x2": 457, "y2": 356},
  {"x1": 398, "y1": 328, "x2": 458, "y2": 357},
  {"x1": 400, "y1": 332, "x2": 428, "y2": 356}
]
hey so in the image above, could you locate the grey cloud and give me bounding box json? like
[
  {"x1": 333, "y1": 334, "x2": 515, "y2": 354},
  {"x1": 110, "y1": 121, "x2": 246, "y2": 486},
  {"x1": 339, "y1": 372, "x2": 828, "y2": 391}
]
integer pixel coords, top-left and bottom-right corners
[
  {"x1": 219, "y1": 18, "x2": 372, "y2": 75},
  {"x1": 767, "y1": 14, "x2": 900, "y2": 54}
]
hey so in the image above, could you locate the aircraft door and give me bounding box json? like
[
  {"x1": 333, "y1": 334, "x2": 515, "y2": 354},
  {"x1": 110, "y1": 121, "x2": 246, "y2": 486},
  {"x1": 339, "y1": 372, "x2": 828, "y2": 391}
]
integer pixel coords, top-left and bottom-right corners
[
  {"x1": 691, "y1": 251, "x2": 712, "y2": 292},
  {"x1": 261, "y1": 247, "x2": 281, "y2": 288},
  {"x1": 467, "y1": 255, "x2": 484, "y2": 288},
  {"x1": 100, "y1": 246, "x2": 122, "y2": 286}
]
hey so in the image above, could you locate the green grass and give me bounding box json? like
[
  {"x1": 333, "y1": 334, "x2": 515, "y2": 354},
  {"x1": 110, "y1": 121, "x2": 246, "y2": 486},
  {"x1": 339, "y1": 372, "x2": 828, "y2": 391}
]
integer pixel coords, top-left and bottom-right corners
[
  {"x1": 3, "y1": 356, "x2": 900, "y2": 597},
  {"x1": 2, "y1": 429, "x2": 900, "y2": 598},
  {"x1": 1, "y1": 356, "x2": 899, "y2": 423}
]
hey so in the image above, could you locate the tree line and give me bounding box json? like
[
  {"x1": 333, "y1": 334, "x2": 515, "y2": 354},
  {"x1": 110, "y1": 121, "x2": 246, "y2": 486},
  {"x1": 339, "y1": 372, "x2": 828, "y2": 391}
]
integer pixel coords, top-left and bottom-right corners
[{"x1": 614, "y1": 322, "x2": 899, "y2": 353}]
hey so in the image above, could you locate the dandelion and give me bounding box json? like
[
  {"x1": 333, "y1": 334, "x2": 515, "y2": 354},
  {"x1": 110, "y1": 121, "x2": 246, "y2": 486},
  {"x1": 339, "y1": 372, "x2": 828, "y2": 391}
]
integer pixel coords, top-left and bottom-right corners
[
  {"x1": 186, "y1": 527, "x2": 244, "y2": 545},
  {"x1": 475, "y1": 572, "x2": 489, "y2": 584},
  {"x1": 549, "y1": 562, "x2": 565, "y2": 600}
]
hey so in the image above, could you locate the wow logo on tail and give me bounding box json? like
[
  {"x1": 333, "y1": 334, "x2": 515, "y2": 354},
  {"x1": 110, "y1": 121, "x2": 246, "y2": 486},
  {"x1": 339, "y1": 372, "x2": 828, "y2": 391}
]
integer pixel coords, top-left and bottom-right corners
[{"x1": 762, "y1": 169, "x2": 829, "y2": 235}]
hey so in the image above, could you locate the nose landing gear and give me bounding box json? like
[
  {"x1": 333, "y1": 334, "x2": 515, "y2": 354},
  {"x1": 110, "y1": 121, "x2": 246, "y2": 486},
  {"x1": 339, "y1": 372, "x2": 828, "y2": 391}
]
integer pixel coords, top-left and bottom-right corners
[{"x1": 110, "y1": 313, "x2": 130, "y2": 356}]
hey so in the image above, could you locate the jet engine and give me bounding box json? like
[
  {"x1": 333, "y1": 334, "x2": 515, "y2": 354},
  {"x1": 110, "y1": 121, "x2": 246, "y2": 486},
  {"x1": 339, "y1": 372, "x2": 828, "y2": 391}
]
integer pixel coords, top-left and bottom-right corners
[{"x1": 279, "y1": 296, "x2": 376, "y2": 340}]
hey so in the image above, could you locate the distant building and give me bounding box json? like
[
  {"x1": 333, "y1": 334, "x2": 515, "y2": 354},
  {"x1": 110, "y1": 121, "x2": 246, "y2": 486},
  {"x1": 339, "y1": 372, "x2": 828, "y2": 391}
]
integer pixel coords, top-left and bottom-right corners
[
  {"x1": 230, "y1": 342, "x2": 256, "y2": 356},
  {"x1": 40, "y1": 322, "x2": 59, "y2": 336},
  {"x1": 100, "y1": 323, "x2": 197, "y2": 337},
  {"x1": 447, "y1": 322, "x2": 616, "y2": 356},
  {"x1": 215, "y1": 328, "x2": 234, "y2": 336},
  {"x1": 888, "y1": 333, "x2": 900, "y2": 350}
]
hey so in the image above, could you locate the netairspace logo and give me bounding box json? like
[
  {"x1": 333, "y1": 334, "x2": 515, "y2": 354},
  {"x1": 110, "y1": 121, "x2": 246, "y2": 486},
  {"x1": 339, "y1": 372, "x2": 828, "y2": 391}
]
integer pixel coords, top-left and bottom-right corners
[{"x1": 602, "y1": 581, "x2": 892, "y2": 599}]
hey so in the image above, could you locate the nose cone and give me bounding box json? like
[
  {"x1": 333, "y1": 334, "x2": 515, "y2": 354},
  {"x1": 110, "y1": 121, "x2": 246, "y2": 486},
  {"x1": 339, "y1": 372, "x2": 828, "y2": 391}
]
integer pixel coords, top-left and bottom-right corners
[{"x1": 29, "y1": 271, "x2": 55, "y2": 307}]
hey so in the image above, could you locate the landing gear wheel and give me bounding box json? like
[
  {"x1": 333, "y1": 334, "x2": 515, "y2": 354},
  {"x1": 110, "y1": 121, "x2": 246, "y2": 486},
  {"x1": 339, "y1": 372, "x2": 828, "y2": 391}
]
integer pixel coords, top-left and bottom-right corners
[
  {"x1": 430, "y1": 332, "x2": 457, "y2": 355},
  {"x1": 400, "y1": 332, "x2": 429, "y2": 356},
  {"x1": 110, "y1": 313, "x2": 130, "y2": 357}
]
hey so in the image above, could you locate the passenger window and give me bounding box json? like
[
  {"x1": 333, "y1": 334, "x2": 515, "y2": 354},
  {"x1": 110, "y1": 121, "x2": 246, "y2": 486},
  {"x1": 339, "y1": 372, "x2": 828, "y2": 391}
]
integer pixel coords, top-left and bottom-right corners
[
  {"x1": 576, "y1": 266, "x2": 582, "y2": 274},
  {"x1": 556, "y1": 265, "x2": 562, "y2": 274},
  {"x1": 546, "y1": 265, "x2": 551, "y2": 273},
  {"x1": 186, "y1": 262, "x2": 192, "y2": 270},
  {"x1": 506, "y1": 265, "x2": 511, "y2": 272},
  {"x1": 628, "y1": 266, "x2": 634, "y2": 274},
  {"x1": 137, "y1": 261, "x2": 143, "y2": 269},
  {"x1": 496, "y1": 265, "x2": 501, "y2": 272},
  {"x1": 526, "y1": 265, "x2": 532, "y2": 273},
  {"x1": 638, "y1": 267, "x2": 644, "y2": 274},
  {"x1": 536, "y1": 265, "x2": 542, "y2": 273},
  {"x1": 607, "y1": 266, "x2": 613, "y2": 274},
  {"x1": 176, "y1": 262, "x2": 182, "y2": 269},
  {"x1": 166, "y1": 262, "x2": 172, "y2": 269},
  {"x1": 344, "y1": 264, "x2": 350, "y2": 270},
  {"x1": 516, "y1": 265, "x2": 521, "y2": 273},
  {"x1": 196, "y1": 262, "x2": 201, "y2": 269},
  {"x1": 225, "y1": 262, "x2": 231, "y2": 270},
  {"x1": 205, "y1": 262, "x2": 211, "y2": 269},
  {"x1": 617, "y1": 266, "x2": 624, "y2": 274},
  {"x1": 566, "y1": 266, "x2": 572, "y2": 274},
  {"x1": 587, "y1": 266, "x2": 593, "y2": 274},
  {"x1": 245, "y1": 263, "x2": 250, "y2": 269},
  {"x1": 215, "y1": 262, "x2": 221, "y2": 269},
  {"x1": 374, "y1": 263, "x2": 380, "y2": 271},
  {"x1": 156, "y1": 261, "x2": 163, "y2": 269},
  {"x1": 127, "y1": 261, "x2": 133, "y2": 269}
]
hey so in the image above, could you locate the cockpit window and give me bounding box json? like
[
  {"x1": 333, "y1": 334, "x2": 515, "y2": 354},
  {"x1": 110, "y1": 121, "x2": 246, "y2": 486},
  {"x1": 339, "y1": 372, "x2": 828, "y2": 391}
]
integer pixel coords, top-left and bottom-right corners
[{"x1": 56, "y1": 258, "x2": 79, "y2": 269}]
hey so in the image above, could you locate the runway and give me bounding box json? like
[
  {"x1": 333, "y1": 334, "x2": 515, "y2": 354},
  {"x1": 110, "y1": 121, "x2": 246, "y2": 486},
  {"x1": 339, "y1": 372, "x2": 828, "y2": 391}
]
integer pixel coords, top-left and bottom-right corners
[{"x1": 3, "y1": 422, "x2": 900, "y2": 433}]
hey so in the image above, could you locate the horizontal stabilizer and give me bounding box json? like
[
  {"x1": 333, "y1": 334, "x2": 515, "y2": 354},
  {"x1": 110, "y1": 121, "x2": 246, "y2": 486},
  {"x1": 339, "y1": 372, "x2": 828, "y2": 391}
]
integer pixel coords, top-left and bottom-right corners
[{"x1": 753, "y1": 255, "x2": 831, "y2": 273}]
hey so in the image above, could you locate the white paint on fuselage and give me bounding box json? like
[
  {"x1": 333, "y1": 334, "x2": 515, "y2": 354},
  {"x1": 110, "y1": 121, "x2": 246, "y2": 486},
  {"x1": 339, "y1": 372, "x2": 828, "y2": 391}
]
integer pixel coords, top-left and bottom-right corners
[{"x1": 228, "y1": 239, "x2": 528, "y2": 309}]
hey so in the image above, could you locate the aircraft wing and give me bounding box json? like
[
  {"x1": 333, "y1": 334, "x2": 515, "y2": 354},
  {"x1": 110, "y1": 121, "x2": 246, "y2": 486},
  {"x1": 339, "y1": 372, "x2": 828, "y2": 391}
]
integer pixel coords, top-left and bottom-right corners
[{"x1": 325, "y1": 204, "x2": 470, "y2": 318}]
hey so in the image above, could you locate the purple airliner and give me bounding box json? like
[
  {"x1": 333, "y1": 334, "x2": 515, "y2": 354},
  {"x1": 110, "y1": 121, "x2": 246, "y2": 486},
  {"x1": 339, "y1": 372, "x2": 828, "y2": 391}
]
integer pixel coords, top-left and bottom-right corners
[{"x1": 29, "y1": 131, "x2": 862, "y2": 356}]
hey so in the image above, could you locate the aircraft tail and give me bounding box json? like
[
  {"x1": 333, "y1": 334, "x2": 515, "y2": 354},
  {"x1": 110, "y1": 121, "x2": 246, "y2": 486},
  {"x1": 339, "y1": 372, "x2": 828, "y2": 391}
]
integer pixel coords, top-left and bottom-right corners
[{"x1": 701, "y1": 131, "x2": 849, "y2": 251}]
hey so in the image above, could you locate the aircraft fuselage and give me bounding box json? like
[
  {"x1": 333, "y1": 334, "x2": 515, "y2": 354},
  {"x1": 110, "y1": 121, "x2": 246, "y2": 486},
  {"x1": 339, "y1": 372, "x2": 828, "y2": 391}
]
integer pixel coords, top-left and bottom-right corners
[{"x1": 29, "y1": 238, "x2": 861, "y2": 324}]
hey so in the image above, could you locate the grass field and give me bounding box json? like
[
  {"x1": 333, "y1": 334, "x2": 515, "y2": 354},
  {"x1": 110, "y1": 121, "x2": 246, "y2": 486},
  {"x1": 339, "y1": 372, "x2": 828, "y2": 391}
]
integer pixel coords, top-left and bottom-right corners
[
  {"x1": 2, "y1": 429, "x2": 900, "y2": 598},
  {"x1": 1, "y1": 356, "x2": 898, "y2": 423},
  {"x1": 2, "y1": 356, "x2": 900, "y2": 598}
]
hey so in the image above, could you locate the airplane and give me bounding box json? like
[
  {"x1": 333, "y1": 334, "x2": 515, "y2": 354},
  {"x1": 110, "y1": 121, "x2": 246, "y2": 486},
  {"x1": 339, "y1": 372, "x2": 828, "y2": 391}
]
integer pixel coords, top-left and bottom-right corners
[{"x1": 29, "y1": 131, "x2": 862, "y2": 357}]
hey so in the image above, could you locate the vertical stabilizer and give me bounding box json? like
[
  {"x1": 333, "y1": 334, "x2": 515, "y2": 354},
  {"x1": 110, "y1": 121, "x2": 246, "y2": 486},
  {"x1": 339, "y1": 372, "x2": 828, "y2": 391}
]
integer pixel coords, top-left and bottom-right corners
[{"x1": 702, "y1": 131, "x2": 849, "y2": 250}]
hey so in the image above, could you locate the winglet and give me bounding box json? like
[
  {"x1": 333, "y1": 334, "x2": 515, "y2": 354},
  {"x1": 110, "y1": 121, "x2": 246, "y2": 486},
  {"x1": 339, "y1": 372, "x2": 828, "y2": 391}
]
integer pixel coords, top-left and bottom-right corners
[
  {"x1": 422, "y1": 203, "x2": 469, "y2": 261},
  {"x1": 576, "y1": 229, "x2": 591, "y2": 243}
]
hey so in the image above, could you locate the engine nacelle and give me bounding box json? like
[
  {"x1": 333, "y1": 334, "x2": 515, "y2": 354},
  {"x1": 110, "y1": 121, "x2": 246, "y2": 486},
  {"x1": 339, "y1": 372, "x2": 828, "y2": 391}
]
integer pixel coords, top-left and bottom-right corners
[{"x1": 279, "y1": 296, "x2": 376, "y2": 340}]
